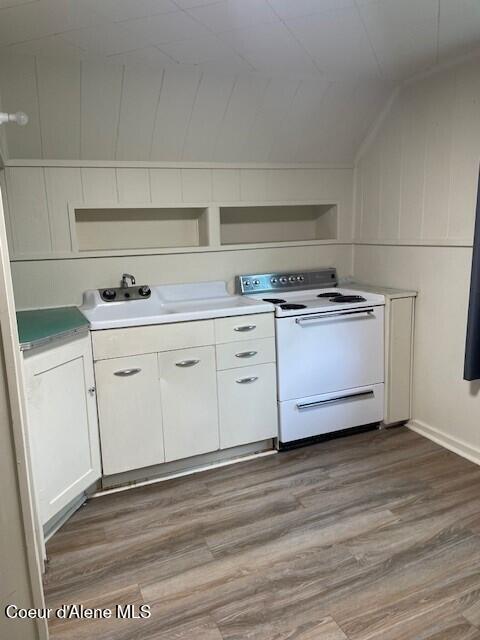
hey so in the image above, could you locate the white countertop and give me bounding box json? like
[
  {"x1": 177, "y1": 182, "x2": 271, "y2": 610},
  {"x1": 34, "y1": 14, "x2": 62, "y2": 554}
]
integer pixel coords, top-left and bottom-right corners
[
  {"x1": 343, "y1": 281, "x2": 417, "y2": 300},
  {"x1": 80, "y1": 281, "x2": 274, "y2": 330}
]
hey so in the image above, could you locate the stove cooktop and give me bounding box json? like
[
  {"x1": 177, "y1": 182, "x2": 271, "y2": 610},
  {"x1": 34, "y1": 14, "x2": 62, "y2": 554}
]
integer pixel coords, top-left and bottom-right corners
[
  {"x1": 252, "y1": 288, "x2": 383, "y2": 317},
  {"x1": 280, "y1": 303, "x2": 307, "y2": 310},
  {"x1": 329, "y1": 294, "x2": 366, "y2": 303},
  {"x1": 236, "y1": 269, "x2": 385, "y2": 318}
]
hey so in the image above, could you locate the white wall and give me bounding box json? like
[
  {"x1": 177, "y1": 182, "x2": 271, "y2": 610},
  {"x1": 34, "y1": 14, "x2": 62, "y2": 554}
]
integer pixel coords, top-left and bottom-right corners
[
  {"x1": 12, "y1": 243, "x2": 353, "y2": 309},
  {"x1": 0, "y1": 336, "x2": 41, "y2": 640},
  {"x1": 0, "y1": 178, "x2": 46, "y2": 640},
  {"x1": 2, "y1": 163, "x2": 354, "y2": 308},
  {"x1": 354, "y1": 54, "x2": 480, "y2": 462},
  {"x1": 0, "y1": 87, "x2": 8, "y2": 163}
]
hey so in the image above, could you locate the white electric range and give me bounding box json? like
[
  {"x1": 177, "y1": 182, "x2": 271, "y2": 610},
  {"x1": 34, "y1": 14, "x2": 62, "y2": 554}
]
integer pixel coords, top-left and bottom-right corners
[{"x1": 236, "y1": 268, "x2": 385, "y2": 447}]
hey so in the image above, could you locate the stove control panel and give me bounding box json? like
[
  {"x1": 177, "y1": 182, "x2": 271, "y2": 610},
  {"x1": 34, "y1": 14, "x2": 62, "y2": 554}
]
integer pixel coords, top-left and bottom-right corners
[{"x1": 236, "y1": 268, "x2": 337, "y2": 294}]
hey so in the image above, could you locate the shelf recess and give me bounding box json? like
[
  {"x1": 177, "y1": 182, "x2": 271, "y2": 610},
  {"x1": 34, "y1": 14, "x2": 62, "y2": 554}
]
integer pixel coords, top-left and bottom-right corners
[
  {"x1": 219, "y1": 204, "x2": 337, "y2": 245},
  {"x1": 74, "y1": 207, "x2": 209, "y2": 251}
]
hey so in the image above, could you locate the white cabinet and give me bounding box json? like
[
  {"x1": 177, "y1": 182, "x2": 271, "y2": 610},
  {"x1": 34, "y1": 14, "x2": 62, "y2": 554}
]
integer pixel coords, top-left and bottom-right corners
[
  {"x1": 159, "y1": 346, "x2": 219, "y2": 462},
  {"x1": 95, "y1": 353, "x2": 164, "y2": 475},
  {"x1": 23, "y1": 334, "x2": 101, "y2": 524},
  {"x1": 218, "y1": 363, "x2": 278, "y2": 449},
  {"x1": 93, "y1": 313, "x2": 278, "y2": 476},
  {"x1": 384, "y1": 296, "x2": 415, "y2": 425}
]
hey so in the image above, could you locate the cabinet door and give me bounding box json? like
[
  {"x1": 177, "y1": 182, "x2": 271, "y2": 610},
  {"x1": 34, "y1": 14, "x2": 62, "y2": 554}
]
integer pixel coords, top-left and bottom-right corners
[
  {"x1": 384, "y1": 297, "x2": 414, "y2": 425},
  {"x1": 159, "y1": 346, "x2": 219, "y2": 462},
  {"x1": 95, "y1": 353, "x2": 164, "y2": 475},
  {"x1": 218, "y1": 363, "x2": 278, "y2": 449},
  {"x1": 24, "y1": 335, "x2": 101, "y2": 524}
]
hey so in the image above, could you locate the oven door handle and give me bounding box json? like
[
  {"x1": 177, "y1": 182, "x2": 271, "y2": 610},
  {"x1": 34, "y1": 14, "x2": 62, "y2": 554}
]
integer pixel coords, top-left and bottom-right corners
[
  {"x1": 295, "y1": 308, "x2": 375, "y2": 325},
  {"x1": 297, "y1": 389, "x2": 374, "y2": 411}
]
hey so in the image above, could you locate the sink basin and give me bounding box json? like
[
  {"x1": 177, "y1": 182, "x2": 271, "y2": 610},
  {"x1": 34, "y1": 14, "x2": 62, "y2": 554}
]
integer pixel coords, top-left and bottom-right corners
[
  {"x1": 163, "y1": 296, "x2": 256, "y2": 314},
  {"x1": 80, "y1": 281, "x2": 273, "y2": 330}
]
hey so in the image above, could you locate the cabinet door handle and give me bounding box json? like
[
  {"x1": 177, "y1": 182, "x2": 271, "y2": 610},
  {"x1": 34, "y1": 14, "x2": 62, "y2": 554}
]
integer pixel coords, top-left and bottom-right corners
[
  {"x1": 236, "y1": 376, "x2": 258, "y2": 384},
  {"x1": 235, "y1": 350, "x2": 258, "y2": 358},
  {"x1": 234, "y1": 324, "x2": 256, "y2": 332},
  {"x1": 175, "y1": 359, "x2": 200, "y2": 367},
  {"x1": 114, "y1": 368, "x2": 141, "y2": 377}
]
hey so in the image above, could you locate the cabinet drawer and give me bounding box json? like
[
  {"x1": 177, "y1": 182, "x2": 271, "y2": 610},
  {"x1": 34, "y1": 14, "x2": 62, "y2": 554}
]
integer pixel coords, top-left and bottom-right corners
[
  {"x1": 92, "y1": 319, "x2": 214, "y2": 360},
  {"x1": 217, "y1": 363, "x2": 278, "y2": 449},
  {"x1": 216, "y1": 337, "x2": 276, "y2": 370},
  {"x1": 214, "y1": 313, "x2": 274, "y2": 344},
  {"x1": 278, "y1": 383, "x2": 384, "y2": 443}
]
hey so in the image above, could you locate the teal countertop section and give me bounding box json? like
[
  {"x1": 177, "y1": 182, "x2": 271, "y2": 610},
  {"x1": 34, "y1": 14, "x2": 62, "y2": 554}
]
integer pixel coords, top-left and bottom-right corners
[{"x1": 17, "y1": 307, "x2": 89, "y2": 351}]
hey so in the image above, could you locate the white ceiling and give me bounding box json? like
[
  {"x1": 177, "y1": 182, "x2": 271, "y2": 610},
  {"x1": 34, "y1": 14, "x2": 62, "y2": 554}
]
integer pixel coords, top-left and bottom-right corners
[
  {"x1": 1, "y1": 0, "x2": 480, "y2": 78},
  {"x1": 0, "y1": 0, "x2": 479, "y2": 162}
]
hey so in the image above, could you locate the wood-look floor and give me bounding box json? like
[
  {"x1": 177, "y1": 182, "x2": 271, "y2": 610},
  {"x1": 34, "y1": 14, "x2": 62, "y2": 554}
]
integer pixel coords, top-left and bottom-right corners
[{"x1": 44, "y1": 427, "x2": 480, "y2": 639}]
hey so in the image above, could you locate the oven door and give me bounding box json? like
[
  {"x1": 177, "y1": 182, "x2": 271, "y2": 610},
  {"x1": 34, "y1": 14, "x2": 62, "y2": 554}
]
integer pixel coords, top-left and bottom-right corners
[{"x1": 276, "y1": 305, "x2": 384, "y2": 401}]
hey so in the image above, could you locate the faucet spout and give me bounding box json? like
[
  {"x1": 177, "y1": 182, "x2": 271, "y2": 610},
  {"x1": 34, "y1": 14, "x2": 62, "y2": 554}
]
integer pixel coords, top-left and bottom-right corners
[{"x1": 121, "y1": 273, "x2": 136, "y2": 288}]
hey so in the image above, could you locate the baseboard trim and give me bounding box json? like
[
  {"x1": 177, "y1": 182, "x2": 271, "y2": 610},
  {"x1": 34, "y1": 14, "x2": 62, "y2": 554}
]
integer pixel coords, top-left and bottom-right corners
[
  {"x1": 44, "y1": 493, "x2": 87, "y2": 542},
  {"x1": 93, "y1": 448, "x2": 278, "y2": 498},
  {"x1": 409, "y1": 419, "x2": 480, "y2": 467}
]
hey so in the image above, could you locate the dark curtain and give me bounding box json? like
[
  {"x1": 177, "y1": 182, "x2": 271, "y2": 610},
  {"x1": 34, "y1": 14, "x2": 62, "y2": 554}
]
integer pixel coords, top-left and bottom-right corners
[{"x1": 464, "y1": 167, "x2": 480, "y2": 381}]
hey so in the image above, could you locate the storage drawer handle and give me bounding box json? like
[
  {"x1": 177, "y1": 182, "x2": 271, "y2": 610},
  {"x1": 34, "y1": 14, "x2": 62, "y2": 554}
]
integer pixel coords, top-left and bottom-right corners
[
  {"x1": 236, "y1": 376, "x2": 258, "y2": 384},
  {"x1": 114, "y1": 368, "x2": 141, "y2": 377},
  {"x1": 234, "y1": 324, "x2": 256, "y2": 332},
  {"x1": 295, "y1": 308, "x2": 375, "y2": 325},
  {"x1": 235, "y1": 350, "x2": 258, "y2": 358},
  {"x1": 297, "y1": 390, "x2": 374, "y2": 411},
  {"x1": 175, "y1": 359, "x2": 200, "y2": 367}
]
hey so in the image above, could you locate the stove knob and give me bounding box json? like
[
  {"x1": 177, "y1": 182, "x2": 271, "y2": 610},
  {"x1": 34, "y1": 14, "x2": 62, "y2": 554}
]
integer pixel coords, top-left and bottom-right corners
[
  {"x1": 279, "y1": 276, "x2": 288, "y2": 284},
  {"x1": 244, "y1": 280, "x2": 251, "y2": 287},
  {"x1": 102, "y1": 289, "x2": 116, "y2": 301},
  {"x1": 138, "y1": 286, "x2": 151, "y2": 297},
  {"x1": 271, "y1": 277, "x2": 278, "y2": 284},
  {"x1": 289, "y1": 276, "x2": 296, "y2": 283},
  {"x1": 298, "y1": 275, "x2": 305, "y2": 281},
  {"x1": 253, "y1": 279, "x2": 260, "y2": 286}
]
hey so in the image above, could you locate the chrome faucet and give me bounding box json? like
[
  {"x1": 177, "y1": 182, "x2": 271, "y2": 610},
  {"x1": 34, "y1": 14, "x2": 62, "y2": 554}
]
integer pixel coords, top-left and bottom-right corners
[{"x1": 120, "y1": 273, "x2": 136, "y2": 288}]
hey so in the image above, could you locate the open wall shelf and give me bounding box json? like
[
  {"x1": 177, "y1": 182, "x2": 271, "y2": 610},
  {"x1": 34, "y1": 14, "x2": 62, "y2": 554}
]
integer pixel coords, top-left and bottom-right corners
[
  {"x1": 219, "y1": 204, "x2": 337, "y2": 246},
  {"x1": 74, "y1": 206, "x2": 209, "y2": 252},
  {"x1": 67, "y1": 201, "x2": 339, "y2": 257}
]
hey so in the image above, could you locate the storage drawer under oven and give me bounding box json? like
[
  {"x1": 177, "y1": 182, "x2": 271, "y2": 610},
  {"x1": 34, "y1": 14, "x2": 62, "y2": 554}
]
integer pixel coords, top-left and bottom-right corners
[{"x1": 278, "y1": 383, "x2": 384, "y2": 443}]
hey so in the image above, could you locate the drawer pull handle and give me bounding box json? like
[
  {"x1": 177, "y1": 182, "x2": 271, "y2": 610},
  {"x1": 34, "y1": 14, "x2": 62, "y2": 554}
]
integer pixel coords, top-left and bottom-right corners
[
  {"x1": 175, "y1": 359, "x2": 200, "y2": 368},
  {"x1": 235, "y1": 350, "x2": 258, "y2": 358},
  {"x1": 234, "y1": 324, "x2": 256, "y2": 332},
  {"x1": 297, "y1": 390, "x2": 374, "y2": 411},
  {"x1": 114, "y1": 368, "x2": 141, "y2": 377},
  {"x1": 236, "y1": 376, "x2": 258, "y2": 384}
]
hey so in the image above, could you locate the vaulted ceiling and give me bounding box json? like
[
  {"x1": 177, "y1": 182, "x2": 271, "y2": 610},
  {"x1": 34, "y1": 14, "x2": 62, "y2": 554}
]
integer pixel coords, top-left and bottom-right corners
[{"x1": 0, "y1": 0, "x2": 479, "y2": 163}]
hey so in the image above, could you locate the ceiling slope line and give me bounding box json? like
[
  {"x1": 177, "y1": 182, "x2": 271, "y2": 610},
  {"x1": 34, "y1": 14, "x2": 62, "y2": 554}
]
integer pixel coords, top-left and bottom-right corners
[{"x1": 353, "y1": 0, "x2": 385, "y2": 81}]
